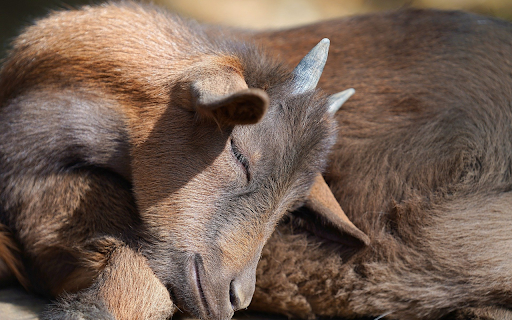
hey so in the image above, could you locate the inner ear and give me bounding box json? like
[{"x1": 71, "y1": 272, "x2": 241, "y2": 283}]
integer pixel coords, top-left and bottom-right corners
[
  {"x1": 189, "y1": 56, "x2": 269, "y2": 126},
  {"x1": 293, "y1": 174, "x2": 370, "y2": 248},
  {"x1": 193, "y1": 87, "x2": 269, "y2": 126}
]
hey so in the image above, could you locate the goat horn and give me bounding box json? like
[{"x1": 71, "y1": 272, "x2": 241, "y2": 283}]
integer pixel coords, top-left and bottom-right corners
[
  {"x1": 292, "y1": 38, "x2": 330, "y2": 94},
  {"x1": 327, "y1": 88, "x2": 355, "y2": 114}
]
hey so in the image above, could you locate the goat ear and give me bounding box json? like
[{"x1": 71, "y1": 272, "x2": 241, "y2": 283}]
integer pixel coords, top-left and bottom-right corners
[
  {"x1": 295, "y1": 174, "x2": 370, "y2": 247},
  {"x1": 190, "y1": 59, "x2": 269, "y2": 126}
]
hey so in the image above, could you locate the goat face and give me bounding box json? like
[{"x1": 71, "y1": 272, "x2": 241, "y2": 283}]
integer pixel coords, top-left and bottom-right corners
[{"x1": 132, "y1": 50, "x2": 344, "y2": 320}]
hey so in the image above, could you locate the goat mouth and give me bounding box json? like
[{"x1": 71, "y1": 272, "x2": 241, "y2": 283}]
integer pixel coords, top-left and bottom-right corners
[{"x1": 191, "y1": 253, "x2": 210, "y2": 319}]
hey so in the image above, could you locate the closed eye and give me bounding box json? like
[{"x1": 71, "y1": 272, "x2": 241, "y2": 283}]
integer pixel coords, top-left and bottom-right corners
[{"x1": 231, "y1": 138, "x2": 250, "y2": 181}]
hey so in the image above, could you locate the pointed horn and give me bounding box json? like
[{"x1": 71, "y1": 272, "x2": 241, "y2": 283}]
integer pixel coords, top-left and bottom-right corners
[
  {"x1": 327, "y1": 88, "x2": 355, "y2": 114},
  {"x1": 292, "y1": 38, "x2": 330, "y2": 94}
]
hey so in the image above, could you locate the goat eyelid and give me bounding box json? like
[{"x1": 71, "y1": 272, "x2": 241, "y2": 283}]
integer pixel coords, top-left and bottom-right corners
[{"x1": 230, "y1": 138, "x2": 250, "y2": 181}]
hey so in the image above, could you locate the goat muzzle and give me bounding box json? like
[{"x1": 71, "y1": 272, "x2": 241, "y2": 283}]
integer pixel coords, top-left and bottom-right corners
[{"x1": 185, "y1": 253, "x2": 256, "y2": 320}]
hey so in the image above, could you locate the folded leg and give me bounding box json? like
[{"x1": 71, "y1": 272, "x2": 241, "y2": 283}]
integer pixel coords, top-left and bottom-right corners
[{"x1": 43, "y1": 245, "x2": 174, "y2": 320}]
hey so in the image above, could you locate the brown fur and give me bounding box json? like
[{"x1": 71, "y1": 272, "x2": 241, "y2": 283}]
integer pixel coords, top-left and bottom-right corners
[
  {"x1": 251, "y1": 9, "x2": 512, "y2": 320},
  {"x1": 42, "y1": 241, "x2": 174, "y2": 320},
  {"x1": 0, "y1": 2, "x2": 337, "y2": 320},
  {"x1": 97, "y1": 246, "x2": 175, "y2": 320},
  {"x1": 0, "y1": 224, "x2": 28, "y2": 288}
]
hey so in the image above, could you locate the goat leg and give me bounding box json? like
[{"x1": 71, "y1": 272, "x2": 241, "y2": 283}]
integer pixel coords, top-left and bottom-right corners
[{"x1": 42, "y1": 244, "x2": 175, "y2": 320}]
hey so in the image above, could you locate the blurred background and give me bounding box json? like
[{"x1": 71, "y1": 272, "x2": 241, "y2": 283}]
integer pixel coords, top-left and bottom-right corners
[{"x1": 1, "y1": 0, "x2": 512, "y2": 59}]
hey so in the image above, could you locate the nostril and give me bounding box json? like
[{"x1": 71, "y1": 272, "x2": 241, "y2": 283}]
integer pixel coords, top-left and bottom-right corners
[{"x1": 229, "y1": 279, "x2": 240, "y2": 310}]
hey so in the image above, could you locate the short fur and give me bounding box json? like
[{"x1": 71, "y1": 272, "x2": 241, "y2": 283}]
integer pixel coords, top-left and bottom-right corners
[
  {"x1": 250, "y1": 9, "x2": 512, "y2": 320},
  {"x1": 0, "y1": 2, "x2": 337, "y2": 319}
]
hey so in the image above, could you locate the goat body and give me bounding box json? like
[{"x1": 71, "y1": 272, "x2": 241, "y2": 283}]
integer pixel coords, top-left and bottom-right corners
[{"x1": 251, "y1": 9, "x2": 512, "y2": 320}]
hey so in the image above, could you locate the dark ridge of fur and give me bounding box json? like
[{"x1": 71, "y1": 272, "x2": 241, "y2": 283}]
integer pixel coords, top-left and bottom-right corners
[
  {"x1": 251, "y1": 8, "x2": 512, "y2": 320},
  {"x1": 443, "y1": 307, "x2": 512, "y2": 320},
  {"x1": 0, "y1": 223, "x2": 28, "y2": 289}
]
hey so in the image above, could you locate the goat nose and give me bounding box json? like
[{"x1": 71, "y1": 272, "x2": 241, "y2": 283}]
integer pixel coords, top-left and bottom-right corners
[{"x1": 229, "y1": 278, "x2": 254, "y2": 311}]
